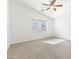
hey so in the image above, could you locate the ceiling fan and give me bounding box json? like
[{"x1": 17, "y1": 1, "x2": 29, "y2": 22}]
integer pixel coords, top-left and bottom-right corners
[{"x1": 41, "y1": 0, "x2": 63, "y2": 11}]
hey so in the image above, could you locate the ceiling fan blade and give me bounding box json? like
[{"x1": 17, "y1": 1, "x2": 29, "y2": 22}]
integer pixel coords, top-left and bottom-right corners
[
  {"x1": 42, "y1": 3, "x2": 49, "y2": 6},
  {"x1": 46, "y1": 7, "x2": 50, "y2": 10},
  {"x1": 54, "y1": 5, "x2": 63, "y2": 7},
  {"x1": 50, "y1": 0, "x2": 56, "y2": 5}
]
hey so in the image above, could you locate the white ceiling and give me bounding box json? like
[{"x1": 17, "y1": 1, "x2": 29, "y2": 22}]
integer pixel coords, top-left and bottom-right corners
[{"x1": 13, "y1": 0, "x2": 71, "y2": 18}]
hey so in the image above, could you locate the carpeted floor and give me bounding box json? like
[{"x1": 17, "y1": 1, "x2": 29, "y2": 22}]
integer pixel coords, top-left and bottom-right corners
[{"x1": 7, "y1": 38, "x2": 71, "y2": 59}]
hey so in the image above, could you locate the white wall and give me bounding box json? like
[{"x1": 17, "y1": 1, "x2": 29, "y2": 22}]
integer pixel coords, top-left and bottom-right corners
[
  {"x1": 53, "y1": 0, "x2": 71, "y2": 40},
  {"x1": 8, "y1": 0, "x2": 71, "y2": 46},
  {"x1": 54, "y1": 12, "x2": 71, "y2": 40},
  {"x1": 8, "y1": 0, "x2": 54, "y2": 45}
]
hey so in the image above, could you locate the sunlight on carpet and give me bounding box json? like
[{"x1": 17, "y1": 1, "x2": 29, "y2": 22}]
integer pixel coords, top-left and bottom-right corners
[{"x1": 43, "y1": 39, "x2": 66, "y2": 45}]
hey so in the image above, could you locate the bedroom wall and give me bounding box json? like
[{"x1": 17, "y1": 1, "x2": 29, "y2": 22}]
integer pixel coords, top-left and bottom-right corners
[
  {"x1": 8, "y1": 0, "x2": 54, "y2": 45},
  {"x1": 53, "y1": 0, "x2": 71, "y2": 40},
  {"x1": 53, "y1": 12, "x2": 71, "y2": 40}
]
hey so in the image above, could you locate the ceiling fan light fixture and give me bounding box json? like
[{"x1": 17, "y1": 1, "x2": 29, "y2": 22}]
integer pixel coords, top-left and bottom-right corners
[{"x1": 41, "y1": 0, "x2": 63, "y2": 12}]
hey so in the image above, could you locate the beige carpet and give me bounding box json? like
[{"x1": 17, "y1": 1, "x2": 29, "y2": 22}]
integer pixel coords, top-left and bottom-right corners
[{"x1": 7, "y1": 39, "x2": 71, "y2": 59}]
